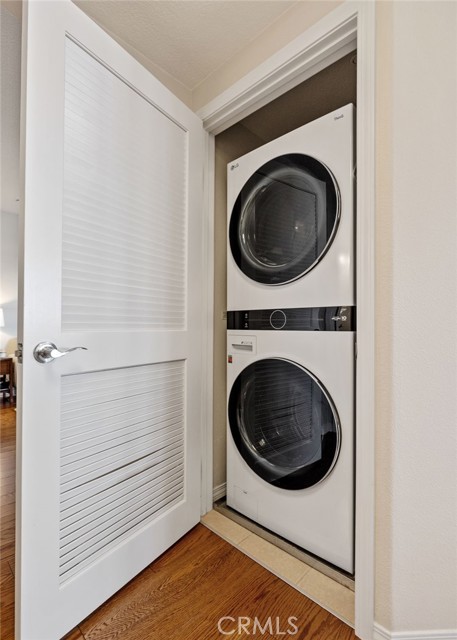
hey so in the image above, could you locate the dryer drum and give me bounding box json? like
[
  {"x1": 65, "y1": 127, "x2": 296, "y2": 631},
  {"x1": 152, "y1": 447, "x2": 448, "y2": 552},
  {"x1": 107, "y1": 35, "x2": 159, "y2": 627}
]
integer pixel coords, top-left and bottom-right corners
[
  {"x1": 229, "y1": 154, "x2": 340, "y2": 285},
  {"x1": 228, "y1": 358, "x2": 341, "y2": 490}
]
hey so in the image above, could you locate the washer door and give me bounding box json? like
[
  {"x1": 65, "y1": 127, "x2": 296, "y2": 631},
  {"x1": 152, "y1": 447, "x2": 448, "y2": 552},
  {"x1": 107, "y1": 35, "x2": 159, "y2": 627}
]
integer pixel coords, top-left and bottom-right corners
[
  {"x1": 228, "y1": 358, "x2": 340, "y2": 490},
  {"x1": 229, "y1": 154, "x2": 340, "y2": 285}
]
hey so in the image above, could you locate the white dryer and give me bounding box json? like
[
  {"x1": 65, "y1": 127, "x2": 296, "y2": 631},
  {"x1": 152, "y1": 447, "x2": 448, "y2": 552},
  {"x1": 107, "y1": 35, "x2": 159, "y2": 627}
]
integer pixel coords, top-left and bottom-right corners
[
  {"x1": 226, "y1": 307, "x2": 354, "y2": 573},
  {"x1": 227, "y1": 104, "x2": 354, "y2": 311}
]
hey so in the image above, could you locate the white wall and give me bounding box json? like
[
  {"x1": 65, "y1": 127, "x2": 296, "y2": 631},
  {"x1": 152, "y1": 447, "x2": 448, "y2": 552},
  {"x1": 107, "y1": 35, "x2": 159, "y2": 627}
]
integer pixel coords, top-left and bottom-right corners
[
  {"x1": 1, "y1": 5, "x2": 21, "y2": 216},
  {"x1": 375, "y1": 1, "x2": 457, "y2": 633},
  {"x1": 0, "y1": 5, "x2": 21, "y2": 352},
  {"x1": 0, "y1": 212, "x2": 19, "y2": 352}
]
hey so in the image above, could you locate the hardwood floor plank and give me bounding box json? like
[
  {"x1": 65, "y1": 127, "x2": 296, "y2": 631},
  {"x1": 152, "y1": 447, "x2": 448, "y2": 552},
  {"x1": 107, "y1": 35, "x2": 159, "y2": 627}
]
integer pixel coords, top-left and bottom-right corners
[
  {"x1": 0, "y1": 465, "x2": 15, "y2": 477},
  {"x1": 0, "y1": 444, "x2": 11, "y2": 460},
  {"x1": 0, "y1": 491, "x2": 15, "y2": 505},
  {"x1": 0, "y1": 543, "x2": 14, "y2": 562},
  {"x1": 1, "y1": 407, "x2": 16, "y2": 640},
  {"x1": 1, "y1": 559, "x2": 15, "y2": 640},
  {"x1": 1, "y1": 560, "x2": 14, "y2": 590},
  {"x1": 0, "y1": 513, "x2": 15, "y2": 529},
  {"x1": 0, "y1": 502, "x2": 14, "y2": 517},
  {"x1": 0, "y1": 482, "x2": 16, "y2": 498},
  {"x1": 0, "y1": 517, "x2": 15, "y2": 550}
]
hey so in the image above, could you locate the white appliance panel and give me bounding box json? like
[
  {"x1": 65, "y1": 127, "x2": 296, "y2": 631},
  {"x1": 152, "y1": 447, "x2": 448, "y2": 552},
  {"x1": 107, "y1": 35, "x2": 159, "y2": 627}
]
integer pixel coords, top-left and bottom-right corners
[
  {"x1": 227, "y1": 104, "x2": 354, "y2": 310},
  {"x1": 226, "y1": 330, "x2": 354, "y2": 572}
]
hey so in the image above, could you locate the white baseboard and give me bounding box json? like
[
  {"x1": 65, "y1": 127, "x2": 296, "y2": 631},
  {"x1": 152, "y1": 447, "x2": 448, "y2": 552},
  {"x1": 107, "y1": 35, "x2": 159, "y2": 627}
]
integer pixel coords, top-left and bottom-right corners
[
  {"x1": 213, "y1": 482, "x2": 226, "y2": 502},
  {"x1": 374, "y1": 623, "x2": 457, "y2": 640}
]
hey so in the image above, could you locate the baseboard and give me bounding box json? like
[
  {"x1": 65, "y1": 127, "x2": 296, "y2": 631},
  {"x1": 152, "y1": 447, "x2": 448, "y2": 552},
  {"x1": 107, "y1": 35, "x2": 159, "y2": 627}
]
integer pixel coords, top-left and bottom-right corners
[
  {"x1": 213, "y1": 482, "x2": 226, "y2": 502},
  {"x1": 374, "y1": 623, "x2": 457, "y2": 640}
]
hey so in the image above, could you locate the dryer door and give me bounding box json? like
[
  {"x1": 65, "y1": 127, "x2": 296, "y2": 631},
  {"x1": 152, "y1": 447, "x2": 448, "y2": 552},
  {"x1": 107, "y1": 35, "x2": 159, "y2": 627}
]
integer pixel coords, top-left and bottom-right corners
[
  {"x1": 229, "y1": 154, "x2": 340, "y2": 285},
  {"x1": 228, "y1": 358, "x2": 340, "y2": 490}
]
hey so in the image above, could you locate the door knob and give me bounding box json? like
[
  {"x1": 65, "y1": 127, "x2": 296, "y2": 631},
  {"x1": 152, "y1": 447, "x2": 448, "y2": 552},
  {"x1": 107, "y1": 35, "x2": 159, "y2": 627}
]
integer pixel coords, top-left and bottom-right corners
[{"x1": 33, "y1": 342, "x2": 88, "y2": 364}]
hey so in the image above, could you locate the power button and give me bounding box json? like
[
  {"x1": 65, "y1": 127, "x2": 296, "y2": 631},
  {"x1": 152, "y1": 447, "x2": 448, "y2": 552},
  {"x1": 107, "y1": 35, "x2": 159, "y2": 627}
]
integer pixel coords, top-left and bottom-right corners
[{"x1": 269, "y1": 310, "x2": 286, "y2": 330}]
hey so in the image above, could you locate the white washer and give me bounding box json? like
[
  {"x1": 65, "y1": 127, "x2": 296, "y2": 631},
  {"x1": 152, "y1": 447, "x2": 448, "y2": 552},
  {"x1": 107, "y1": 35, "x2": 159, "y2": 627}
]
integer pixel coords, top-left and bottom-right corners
[
  {"x1": 227, "y1": 104, "x2": 354, "y2": 311},
  {"x1": 226, "y1": 313, "x2": 354, "y2": 573}
]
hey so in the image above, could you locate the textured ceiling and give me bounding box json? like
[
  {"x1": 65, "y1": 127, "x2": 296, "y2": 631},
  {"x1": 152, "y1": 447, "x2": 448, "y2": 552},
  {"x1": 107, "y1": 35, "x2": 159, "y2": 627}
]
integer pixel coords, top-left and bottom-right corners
[{"x1": 74, "y1": 1, "x2": 296, "y2": 90}]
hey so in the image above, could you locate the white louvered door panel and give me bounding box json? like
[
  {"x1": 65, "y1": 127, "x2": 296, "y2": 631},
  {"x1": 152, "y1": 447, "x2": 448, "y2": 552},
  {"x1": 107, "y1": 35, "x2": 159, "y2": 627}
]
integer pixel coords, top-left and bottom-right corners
[
  {"x1": 62, "y1": 38, "x2": 187, "y2": 332},
  {"x1": 18, "y1": 1, "x2": 204, "y2": 639},
  {"x1": 59, "y1": 362, "x2": 186, "y2": 583}
]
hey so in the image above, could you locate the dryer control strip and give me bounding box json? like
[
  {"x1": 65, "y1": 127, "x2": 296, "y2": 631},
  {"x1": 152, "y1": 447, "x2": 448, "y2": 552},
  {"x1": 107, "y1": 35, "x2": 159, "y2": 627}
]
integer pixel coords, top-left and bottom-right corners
[{"x1": 227, "y1": 306, "x2": 355, "y2": 331}]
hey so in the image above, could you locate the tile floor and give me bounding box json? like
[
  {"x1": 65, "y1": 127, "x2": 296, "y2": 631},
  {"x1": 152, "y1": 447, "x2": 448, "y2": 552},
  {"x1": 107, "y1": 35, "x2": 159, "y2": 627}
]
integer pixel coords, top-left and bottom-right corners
[{"x1": 201, "y1": 509, "x2": 355, "y2": 628}]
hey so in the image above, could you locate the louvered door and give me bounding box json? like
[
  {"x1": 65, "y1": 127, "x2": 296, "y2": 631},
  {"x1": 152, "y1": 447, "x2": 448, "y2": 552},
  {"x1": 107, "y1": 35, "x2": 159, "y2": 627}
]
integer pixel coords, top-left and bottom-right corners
[{"x1": 18, "y1": 1, "x2": 204, "y2": 638}]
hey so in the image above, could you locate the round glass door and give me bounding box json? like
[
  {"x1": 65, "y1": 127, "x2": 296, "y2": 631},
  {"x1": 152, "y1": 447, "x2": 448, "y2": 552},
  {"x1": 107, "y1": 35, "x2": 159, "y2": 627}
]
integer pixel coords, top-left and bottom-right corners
[
  {"x1": 229, "y1": 154, "x2": 340, "y2": 285},
  {"x1": 228, "y1": 358, "x2": 340, "y2": 490}
]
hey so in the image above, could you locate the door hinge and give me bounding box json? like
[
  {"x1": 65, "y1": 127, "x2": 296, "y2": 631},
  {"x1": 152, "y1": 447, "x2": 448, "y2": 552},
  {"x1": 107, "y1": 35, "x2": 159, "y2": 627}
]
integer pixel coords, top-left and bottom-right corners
[
  {"x1": 15, "y1": 342, "x2": 23, "y2": 364},
  {"x1": 355, "y1": 341, "x2": 358, "y2": 359}
]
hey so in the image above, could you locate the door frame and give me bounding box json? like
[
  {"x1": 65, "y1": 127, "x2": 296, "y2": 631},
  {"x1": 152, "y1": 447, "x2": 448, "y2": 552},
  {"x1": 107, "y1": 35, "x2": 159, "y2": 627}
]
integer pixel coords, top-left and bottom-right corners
[{"x1": 198, "y1": 2, "x2": 376, "y2": 639}]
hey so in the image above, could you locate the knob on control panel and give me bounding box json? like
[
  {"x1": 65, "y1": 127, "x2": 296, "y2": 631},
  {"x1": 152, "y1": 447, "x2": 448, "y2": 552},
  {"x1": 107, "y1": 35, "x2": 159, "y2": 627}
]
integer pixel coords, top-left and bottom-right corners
[{"x1": 269, "y1": 309, "x2": 287, "y2": 330}]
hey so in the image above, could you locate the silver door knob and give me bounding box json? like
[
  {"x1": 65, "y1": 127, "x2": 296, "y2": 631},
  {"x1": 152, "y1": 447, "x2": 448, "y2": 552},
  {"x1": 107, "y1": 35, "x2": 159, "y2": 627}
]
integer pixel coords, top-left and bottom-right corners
[{"x1": 33, "y1": 342, "x2": 88, "y2": 364}]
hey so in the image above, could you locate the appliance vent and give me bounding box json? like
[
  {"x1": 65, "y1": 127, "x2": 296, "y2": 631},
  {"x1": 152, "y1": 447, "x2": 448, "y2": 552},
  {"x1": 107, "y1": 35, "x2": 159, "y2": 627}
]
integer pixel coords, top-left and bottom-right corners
[{"x1": 59, "y1": 361, "x2": 185, "y2": 583}]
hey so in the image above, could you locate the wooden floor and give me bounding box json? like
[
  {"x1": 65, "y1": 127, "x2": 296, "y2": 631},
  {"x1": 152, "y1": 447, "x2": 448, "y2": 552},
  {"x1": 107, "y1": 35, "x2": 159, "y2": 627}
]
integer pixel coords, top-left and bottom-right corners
[
  {"x1": 1, "y1": 403, "x2": 356, "y2": 640},
  {"x1": 1, "y1": 403, "x2": 15, "y2": 640}
]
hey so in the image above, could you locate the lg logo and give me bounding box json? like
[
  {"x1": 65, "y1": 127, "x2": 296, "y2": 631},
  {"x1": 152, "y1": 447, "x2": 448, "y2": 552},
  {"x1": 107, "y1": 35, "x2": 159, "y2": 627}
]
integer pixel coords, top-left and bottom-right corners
[{"x1": 217, "y1": 616, "x2": 299, "y2": 636}]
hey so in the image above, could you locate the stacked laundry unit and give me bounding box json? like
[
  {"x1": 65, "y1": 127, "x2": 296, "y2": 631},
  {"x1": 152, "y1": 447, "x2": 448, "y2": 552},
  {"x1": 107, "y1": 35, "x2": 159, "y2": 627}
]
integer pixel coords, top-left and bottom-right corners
[{"x1": 226, "y1": 104, "x2": 355, "y2": 573}]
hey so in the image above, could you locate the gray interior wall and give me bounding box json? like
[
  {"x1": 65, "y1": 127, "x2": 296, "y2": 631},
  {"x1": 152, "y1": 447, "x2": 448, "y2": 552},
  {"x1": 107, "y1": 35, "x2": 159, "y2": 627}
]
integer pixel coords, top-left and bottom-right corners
[{"x1": 212, "y1": 51, "x2": 357, "y2": 491}]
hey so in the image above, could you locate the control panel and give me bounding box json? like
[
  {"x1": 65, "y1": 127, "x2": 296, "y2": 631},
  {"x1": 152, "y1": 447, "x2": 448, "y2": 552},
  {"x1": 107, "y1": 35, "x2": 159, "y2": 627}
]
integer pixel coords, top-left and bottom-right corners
[{"x1": 227, "y1": 306, "x2": 355, "y2": 331}]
